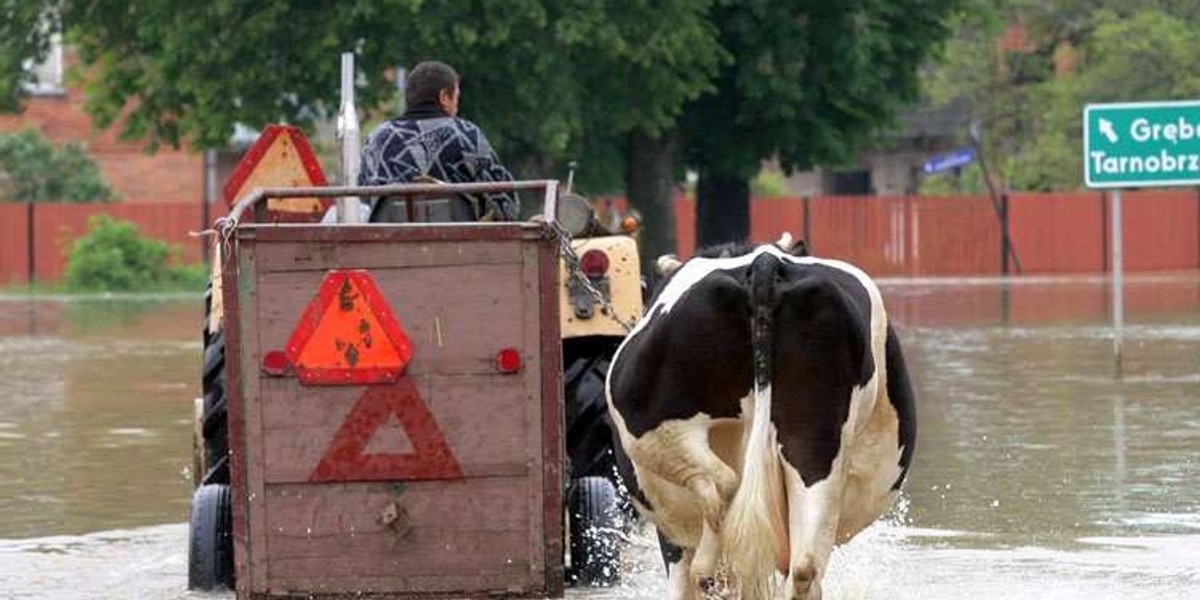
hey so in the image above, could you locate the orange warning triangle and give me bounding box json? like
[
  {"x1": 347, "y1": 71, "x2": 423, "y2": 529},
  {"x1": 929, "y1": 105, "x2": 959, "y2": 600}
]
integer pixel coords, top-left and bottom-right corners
[
  {"x1": 309, "y1": 378, "x2": 463, "y2": 482},
  {"x1": 285, "y1": 270, "x2": 413, "y2": 385}
]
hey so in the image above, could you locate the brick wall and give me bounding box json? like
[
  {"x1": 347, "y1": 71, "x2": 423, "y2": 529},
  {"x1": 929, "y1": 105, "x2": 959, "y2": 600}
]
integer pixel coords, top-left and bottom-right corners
[{"x1": 0, "y1": 87, "x2": 203, "y2": 204}]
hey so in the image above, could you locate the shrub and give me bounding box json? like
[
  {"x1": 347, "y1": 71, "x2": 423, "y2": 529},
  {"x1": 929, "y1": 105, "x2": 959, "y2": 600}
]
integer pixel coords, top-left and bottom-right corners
[
  {"x1": 0, "y1": 128, "x2": 119, "y2": 202},
  {"x1": 65, "y1": 215, "x2": 204, "y2": 291}
]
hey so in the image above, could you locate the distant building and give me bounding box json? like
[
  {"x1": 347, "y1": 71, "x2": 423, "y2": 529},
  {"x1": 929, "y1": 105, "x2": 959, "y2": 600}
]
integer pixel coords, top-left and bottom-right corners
[
  {"x1": 0, "y1": 39, "x2": 205, "y2": 203},
  {"x1": 784, "y1": 25, "x2": 1040, "y2": 197},
  {"x1": 784, "y1": 100, "x2": 971, "y2": 197}
]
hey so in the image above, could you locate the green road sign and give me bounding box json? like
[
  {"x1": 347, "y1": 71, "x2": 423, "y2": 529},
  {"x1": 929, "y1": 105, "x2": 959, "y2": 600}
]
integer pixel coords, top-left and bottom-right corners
[{"x1": 1084, "y1": 100, "x2": 1200, "y2": 188}]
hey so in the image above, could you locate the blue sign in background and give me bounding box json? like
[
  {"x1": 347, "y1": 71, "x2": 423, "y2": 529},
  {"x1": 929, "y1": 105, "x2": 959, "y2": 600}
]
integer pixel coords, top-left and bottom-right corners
[{"x1": 923, "y1": 148, "x2": 976, "y2": 174}]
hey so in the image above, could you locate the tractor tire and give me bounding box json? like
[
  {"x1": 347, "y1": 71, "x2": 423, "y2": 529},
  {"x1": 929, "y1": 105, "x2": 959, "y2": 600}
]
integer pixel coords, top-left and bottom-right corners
[
  {"x1": 188, "y1": 483, "x2": 234, "y2": 591},
  {"x1": 200, "y1": 283, "x2": 230, "y2": 486},
  {"x1": 568, "y1": 476, "x2": 621, "y2": 586},
  {"x1": 563, "y1": 355, "x2": 616, "y2": 481}
]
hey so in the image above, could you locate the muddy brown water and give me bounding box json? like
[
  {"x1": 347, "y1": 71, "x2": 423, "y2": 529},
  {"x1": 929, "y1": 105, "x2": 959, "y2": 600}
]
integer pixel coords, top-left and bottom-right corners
[{"x1": 1, "y1": 275, "x2": 1198, "y2": 599}]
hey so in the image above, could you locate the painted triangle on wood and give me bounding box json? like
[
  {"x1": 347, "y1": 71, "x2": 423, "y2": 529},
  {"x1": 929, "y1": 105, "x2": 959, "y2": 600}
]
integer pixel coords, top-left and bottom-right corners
[
  {"x1": 285, "y1": 270, "x2": 413, "y2": 386},
  {"x1": 309, "y1": 377, "x2": 463, "y2": 482}
]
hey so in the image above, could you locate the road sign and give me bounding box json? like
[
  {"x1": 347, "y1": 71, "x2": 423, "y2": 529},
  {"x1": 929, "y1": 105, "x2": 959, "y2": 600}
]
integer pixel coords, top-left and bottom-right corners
[
  {"x1": 285, "y1": 270, "x2": 413, "y2": 385},
  {"x1": 922, "y1": 148, "x2": 976, "y2": 174},
  {"x1": 309, "y1": 378, "x2": 463, "y2": 482},
  {"x1": 222, "y1": 124, "x2": 330, "y2": 218},
  {"x1": 1084, "y1": 101, "x2": 1200, "y2": 188}
]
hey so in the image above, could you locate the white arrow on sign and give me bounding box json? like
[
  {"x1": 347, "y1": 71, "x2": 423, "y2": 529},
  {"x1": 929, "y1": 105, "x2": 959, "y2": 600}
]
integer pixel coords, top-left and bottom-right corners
[{"x1": 1098, "y1": 118, "x2": 1119, "y2": 143}]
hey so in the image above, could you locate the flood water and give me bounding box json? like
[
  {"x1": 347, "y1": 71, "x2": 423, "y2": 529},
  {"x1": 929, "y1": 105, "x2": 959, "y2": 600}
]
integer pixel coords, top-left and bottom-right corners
[{"x1": 1, "y1": 274, "x2": 1198, "y2": 599}]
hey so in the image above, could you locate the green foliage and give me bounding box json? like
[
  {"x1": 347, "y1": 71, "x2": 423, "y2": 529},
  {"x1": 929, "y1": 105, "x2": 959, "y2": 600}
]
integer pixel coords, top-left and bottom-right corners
[
  {"x1": 0, "y1": 128, "x2": 119, "y2": 202},
  {"x1": 917, "y1": 164, "x2": 988, "y2": 196},
  {"x1": 750, "y1": 169, "x2": 791, "y2": 197},
  {"x1": 65, "y1": 215, "x2": 204, "y2": 291},
  {"x1": 683, "y1": 0, "x2": 961, "y2": 180},
  {"x1": 0, "y1": 0, "x2": 60, "y2": 111},
  {"x1": 922, "y1": 1, "x2": 1200, "y2": 192},
  {"x1": 63, "y1": 0, "x2": 723, "y2": 195}
]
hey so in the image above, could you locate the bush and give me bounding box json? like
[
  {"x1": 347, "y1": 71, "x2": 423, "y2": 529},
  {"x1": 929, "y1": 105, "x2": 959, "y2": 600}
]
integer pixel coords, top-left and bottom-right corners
[
  {"x1": 65, "y1": 215, "x2": 205, "y2": 291},
  {"x1": 0, "y1": 128, "x2": 119, "y2": 202}
]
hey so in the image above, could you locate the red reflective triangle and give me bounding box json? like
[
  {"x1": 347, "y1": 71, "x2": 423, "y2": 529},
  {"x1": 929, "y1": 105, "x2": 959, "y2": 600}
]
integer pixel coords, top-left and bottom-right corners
[
  {"x1": 285, "y1": 270, "x2": 413, "y2": 386},
  {"x1": 309, "y1": 378, "x2": 463, "y2": 482},
  {"x1": 221, "y1": 124, "x2": 331, "y2": 221}
]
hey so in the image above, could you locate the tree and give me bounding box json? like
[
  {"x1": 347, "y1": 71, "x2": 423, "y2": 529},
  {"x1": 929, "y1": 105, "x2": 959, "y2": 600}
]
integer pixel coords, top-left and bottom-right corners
[
  {"x1": 922, "y1": 0, "x2": 1200, "y2": 192},
  {"x1": 62, "y1": 0, "x2": 721, "y2": 261},
  {"x1": 0, "y1": 128, "x2": 118, "y2": 202},
  {"x1": 0, "y1": 0, "x2": 60, "y2": 112},
  {"x1": 682, "y1": 0, "x2": 959, "y2": 247}
]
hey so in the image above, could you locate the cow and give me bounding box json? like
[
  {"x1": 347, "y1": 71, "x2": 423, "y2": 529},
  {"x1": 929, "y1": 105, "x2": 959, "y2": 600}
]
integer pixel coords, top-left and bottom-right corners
[{"x1": 605, "y1": 236, "x2": 915, "y2": 600}]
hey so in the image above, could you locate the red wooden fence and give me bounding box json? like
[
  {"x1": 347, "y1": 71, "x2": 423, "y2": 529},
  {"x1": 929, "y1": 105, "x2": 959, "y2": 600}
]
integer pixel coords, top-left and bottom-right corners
[
  {"x1": 0, "y1": 201, "x2": 228, "y2": 285},
  {"x1": 1, "y1": 191, "x2": 1197, "y2": 285},
  {"x1": 673, "y1": 191, "x2": 1200, "y2": 276}
]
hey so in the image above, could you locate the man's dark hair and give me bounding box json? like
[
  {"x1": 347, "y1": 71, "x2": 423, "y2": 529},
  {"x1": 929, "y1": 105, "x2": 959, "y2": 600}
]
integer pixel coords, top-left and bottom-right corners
[{"x1": 406, "y1": 61, "x2": 459, "y2": 106}]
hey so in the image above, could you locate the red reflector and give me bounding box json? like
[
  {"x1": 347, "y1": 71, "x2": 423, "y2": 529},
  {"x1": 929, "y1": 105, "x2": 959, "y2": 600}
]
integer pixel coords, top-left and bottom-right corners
[
  {"x1": 262, "y1": 350, "x2": 290, "y2": 376},
  {"x1": 580, "y1": 249, "x2": 610, "y2": 278},
  {"x1": 496, "y1": 348, "x2": 522, "y2": 374}
]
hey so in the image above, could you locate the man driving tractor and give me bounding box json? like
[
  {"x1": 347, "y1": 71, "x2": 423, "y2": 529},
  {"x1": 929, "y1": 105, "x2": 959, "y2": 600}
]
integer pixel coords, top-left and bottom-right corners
[{"x1": 358, "y1": 60, "x2": 520, "y2": 222}]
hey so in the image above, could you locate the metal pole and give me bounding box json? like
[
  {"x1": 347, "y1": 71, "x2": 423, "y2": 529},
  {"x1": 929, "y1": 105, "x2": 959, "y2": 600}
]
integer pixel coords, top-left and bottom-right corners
[
  {"x1": 26, "y1": 201, "x2": 34, "y2": 285},
  {"x1": 1112, "y1": 189, "x2": 1124, "y2": 368},
  {"x1": 203, "y1": 149, "x2": 217, "y2": 264},
  {"x1": 972, "y1": 124, "x2": 1022, "y2": 274},
  {"x1": 337, "y1": 52, "x2": 362, "y2": 223},
  {"x1": 1000, "y1": 192, "x2": 1009, "y2": 275}
]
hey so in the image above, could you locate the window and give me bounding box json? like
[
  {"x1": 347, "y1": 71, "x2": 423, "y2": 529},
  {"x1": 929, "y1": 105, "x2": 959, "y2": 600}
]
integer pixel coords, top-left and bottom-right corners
[{"x1": 23, "y1": 33, "x2": 64, "y2": 95}]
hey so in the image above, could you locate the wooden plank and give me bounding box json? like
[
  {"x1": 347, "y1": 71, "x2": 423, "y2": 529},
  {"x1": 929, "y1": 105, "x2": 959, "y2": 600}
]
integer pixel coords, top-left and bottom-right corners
[
  {"x1": 239, "y1": 246, "x2": 272, "y2": 593},
  {"x1": 254, "y1": 263, "x2": 527, "y2": 378},
  {"x1": 260, "y1": 375, "x2": 532, "y2": 484},
  {"x1": 253, "y1": 238, "x2": 523, "y2": 273},
  {"x1": 244, "y1": 222, "x2": 542, "y2": 244},
  {"x1": 261, "y1": 572, "x2": 538, "y2": 598},
  {"x1": 262, "y1": 480, "x2": 529, "y2": 537},
  {"x1": 265, "y1": 528, "x2": 530, "y2": 567},
  {"x1": 221, "y1": 240, "x2": 252, "y2": 597},
  {"x1": 536, "y1": 237, "x2": 565, "y2": 597},
  {"x1": 519, "y1": 241, "x2": 546, "y2": 589}
]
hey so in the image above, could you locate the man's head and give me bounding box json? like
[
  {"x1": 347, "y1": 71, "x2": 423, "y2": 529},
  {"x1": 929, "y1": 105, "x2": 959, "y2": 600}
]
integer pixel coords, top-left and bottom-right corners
[{"x1": 407, "y1": 61, "x2": 460, "y2": 117}]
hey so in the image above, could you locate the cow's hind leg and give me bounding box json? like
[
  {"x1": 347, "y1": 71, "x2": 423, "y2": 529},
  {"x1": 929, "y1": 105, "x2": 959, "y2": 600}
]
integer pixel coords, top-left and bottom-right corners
[
  {"x1": 781, "y1": 459, "x2": 846, "y2": 600},
  {"x1": 660, "y1": 530, "x2": 700, "y2": 600},
  {"x1": 635, "y1": 418, "x2": 738, "y2": 592}
]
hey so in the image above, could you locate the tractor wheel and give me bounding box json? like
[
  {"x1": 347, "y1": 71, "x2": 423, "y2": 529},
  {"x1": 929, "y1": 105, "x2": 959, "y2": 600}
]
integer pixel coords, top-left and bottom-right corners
[
  {"x1": 563, "y1": 355, "x2": 616, "y2": 481},
  {"x1": 200, "y1": 282, "x2": 229, "y2": 486},
  {"x1": 188, "y1": 483, "x2": 234, "y2": 590},
  {"x1": 568, "y1": 476, "x2": 621, "y2": 586}
]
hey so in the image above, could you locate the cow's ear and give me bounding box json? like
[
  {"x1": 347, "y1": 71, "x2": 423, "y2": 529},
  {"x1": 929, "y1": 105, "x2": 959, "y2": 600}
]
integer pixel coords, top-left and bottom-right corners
[
  {"x1": 792, "y1": 239, "x2": 809, "y2": 257},
  {"x1": 655, "y1": 254, "x2": 683, "y2": 276}
]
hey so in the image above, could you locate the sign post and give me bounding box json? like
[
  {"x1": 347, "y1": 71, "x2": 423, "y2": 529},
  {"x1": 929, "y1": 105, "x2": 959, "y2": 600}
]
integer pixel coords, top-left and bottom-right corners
[{"x1": 1083, "y1": 100, "x2": 1200, "y2": 368}]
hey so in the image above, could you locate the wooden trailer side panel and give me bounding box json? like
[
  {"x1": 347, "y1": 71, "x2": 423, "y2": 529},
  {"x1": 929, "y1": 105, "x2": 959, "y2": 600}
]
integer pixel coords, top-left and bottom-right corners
[{"x1": 225, "y1": 225, "x2": 563, "y2": 598}]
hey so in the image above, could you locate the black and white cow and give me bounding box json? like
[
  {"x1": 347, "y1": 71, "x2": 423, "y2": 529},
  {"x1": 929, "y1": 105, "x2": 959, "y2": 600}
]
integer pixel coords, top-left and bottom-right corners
[{"x1": 606, "y1": 237, "x2": 915, "y2": 600}]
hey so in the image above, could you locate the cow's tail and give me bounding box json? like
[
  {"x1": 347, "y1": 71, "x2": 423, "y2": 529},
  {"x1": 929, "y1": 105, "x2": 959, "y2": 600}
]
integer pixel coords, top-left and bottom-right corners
[{"x1": 722, "y1": 253, "x2": 785, "y2": 600}]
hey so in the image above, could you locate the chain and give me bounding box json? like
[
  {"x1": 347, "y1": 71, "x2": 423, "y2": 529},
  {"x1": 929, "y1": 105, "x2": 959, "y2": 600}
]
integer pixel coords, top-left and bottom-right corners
[{"x1": 544, "y1": 220, "x2": 638, "y2": 333}]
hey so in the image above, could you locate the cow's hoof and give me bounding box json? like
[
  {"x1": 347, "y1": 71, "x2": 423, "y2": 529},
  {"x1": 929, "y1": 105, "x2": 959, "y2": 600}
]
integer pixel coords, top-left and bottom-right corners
[{"x1": 789, "y1": 561, "x2": 818, "y2": 599}]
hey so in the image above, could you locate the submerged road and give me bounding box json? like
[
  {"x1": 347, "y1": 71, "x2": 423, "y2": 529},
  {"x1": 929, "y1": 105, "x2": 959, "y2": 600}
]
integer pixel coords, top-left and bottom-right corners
[{"x1": 3, "y1": 518, "x2": 1199, "y2": 599}]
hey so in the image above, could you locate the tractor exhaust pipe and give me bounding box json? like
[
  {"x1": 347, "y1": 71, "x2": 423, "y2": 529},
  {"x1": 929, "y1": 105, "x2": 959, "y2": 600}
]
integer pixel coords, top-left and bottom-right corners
[{"x1": 337, "y1": 52, "x2": 363, "y2": 223}]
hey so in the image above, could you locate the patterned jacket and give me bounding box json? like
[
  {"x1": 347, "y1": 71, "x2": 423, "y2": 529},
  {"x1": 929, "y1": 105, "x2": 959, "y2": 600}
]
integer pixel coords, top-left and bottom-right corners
[{"x1": 358, "y1": 114, "x2": 519, "y2": 221}]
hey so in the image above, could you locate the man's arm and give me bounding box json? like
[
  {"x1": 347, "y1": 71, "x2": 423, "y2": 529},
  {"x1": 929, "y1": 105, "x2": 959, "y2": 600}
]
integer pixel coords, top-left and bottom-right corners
[{"x1": 466, "y1": 124, "x2": 520, "y2": 221}]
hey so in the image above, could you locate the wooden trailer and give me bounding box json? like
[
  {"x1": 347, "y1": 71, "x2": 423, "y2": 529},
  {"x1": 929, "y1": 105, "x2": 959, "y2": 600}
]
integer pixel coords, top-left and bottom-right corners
[{"x1": 215, "y1": 181, "x2": 566, "y2": 598}]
